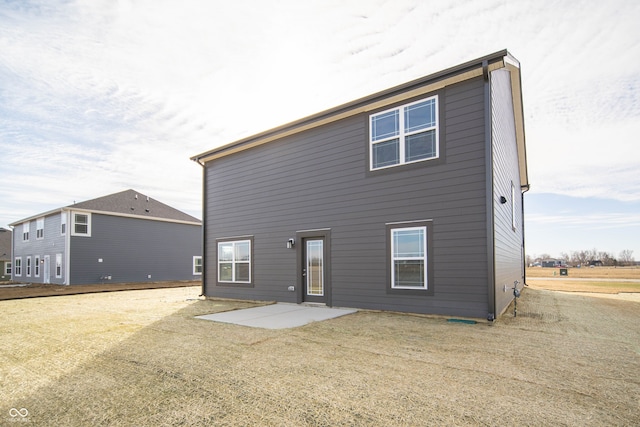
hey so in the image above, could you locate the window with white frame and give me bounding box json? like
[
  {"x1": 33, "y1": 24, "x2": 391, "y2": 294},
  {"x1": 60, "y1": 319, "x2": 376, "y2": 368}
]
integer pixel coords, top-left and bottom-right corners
[
  {"x1": 55, "y1": 254, "x2": 62, "y2": 278},
  {"x1": 390, "y1": 226, "x2": 428, "y2": 289},
  {"x1": 72, "y1": 213, "x2": 91, "y2": 236},
  {"x1": 22, "y1": 222, "x2": 30, "y2": 241},
  {"x1": 14, "y1": 257, "x2": 22, "y2": 276},
  {"x1": 26, "y1": 256, "x2": 31, "y2": 277},
  {"x1": 511, "y1": 181, "x2": 517, "y2": 230},
  {"x1": 193, "y1": 256, "x2": 203, "y2": 275},
  {"x1": 34, "y1": 255, "x2": 40, "y2": 277},
  {"x1": 36, "y1": 217, "x2": 44, "y2": 239},
  {"x1": 4, "y1": 262, "x2": 11, "y2": 275},
  {"x1": 61, "y1": 212, "x2": 67, "y2": 235},
  {"x1": 370, "y1": 96, "x2": 439, "y2": 170},
  {"x1": 217, "y1": 239, "x2": 251, "y2": 284}
]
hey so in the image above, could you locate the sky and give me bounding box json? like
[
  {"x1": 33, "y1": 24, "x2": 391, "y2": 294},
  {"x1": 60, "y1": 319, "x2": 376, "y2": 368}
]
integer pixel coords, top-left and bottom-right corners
[{"x1": 1, "y1": 0, "x2": 639, "y2": 260}]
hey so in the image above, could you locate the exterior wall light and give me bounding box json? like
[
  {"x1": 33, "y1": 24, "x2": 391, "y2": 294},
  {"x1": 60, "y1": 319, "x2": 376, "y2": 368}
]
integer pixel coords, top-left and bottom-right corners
[
  {"x1": 499, "y1": 196, "x2": 507, "y2": 204},
  {"x1": 287, "y1": 238, "x2": 295, "y2": 249}
]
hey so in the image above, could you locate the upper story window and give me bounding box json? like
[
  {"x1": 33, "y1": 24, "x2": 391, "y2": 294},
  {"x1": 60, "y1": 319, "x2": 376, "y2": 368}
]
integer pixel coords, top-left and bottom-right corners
[
  {"x1": 36, "y1": 217, "x2": 44, "y2": 239},
  {"x1": 61, "y1": 212, "x2": 67, "y2": 235},
  {"x1": 370, "y1": 96, "x2": 439, "y2": 170},
  {"x1": 72, "y1": 212, "x2": 91, "y2": 236},
  {"x1": 22, "y1": 222, "x2": 30, "y2": 241}
]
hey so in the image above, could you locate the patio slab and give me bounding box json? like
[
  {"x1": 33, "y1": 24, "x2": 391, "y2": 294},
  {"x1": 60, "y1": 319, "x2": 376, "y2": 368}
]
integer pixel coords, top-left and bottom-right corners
[{"x1": 196, "y1": 303, "x2": 357, "y2": 329}]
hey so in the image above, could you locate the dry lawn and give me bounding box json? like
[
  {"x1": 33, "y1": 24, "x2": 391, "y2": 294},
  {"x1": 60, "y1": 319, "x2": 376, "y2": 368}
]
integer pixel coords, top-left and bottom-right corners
[
  {"x1": 2, "y1": 286, "x2": 639, "y2": 426},
  {"x1": 526, "y1": 267, "x2": 640, "y2": 294}
]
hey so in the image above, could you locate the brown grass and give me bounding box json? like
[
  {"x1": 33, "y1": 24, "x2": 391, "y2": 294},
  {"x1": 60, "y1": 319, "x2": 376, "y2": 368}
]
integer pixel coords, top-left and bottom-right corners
[
  {"x1": 1, "y1": 286, "x2": 639, "y2": 426},
  {"x1": 526, "y1": 267, "x2": 640, "y2": 293}
]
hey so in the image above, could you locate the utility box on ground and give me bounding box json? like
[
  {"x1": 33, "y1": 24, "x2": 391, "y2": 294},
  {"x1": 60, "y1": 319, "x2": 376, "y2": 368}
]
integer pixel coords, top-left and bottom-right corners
[{"x1": 559, "y1": 268, "x2": 568, "y2": 276}]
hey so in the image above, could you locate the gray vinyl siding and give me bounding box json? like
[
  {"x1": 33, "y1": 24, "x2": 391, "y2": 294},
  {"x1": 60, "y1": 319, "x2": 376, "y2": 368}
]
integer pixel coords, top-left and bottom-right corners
[
  {"x1": 491, "y1": 69, "x2": 525, "y2": 315},
  {"x1": 69, "y1": 214, "x2": 201, "y2": 285},
  {"x1": 204, "y1": 77, "x2": 491, "y2": 318},
  {"x1": 11, "y1": 214, "x2": 67, "y2": 284}
]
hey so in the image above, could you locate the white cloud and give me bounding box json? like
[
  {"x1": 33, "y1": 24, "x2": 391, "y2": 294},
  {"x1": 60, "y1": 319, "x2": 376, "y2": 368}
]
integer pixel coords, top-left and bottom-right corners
[{"x1": 1, "y1": 0, "x2": 640, "y2": 230}]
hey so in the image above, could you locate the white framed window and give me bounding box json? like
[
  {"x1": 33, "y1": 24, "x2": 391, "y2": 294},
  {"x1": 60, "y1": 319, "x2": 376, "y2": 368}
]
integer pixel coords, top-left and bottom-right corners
[
  {"x1": 217, "y1": 239, "x2": 252, "y2": 284},
  {"x1": 5, "y1": 262, "x2": 11, "y2": 275},
  {"x1": 22, "y1": 222, "x2": 30, "y2": 241},
  {"x1": 390, "y1": 226, "x2": 428, "y2": 289},
  {"x1": 370, "y1": 96, "x2": 439, "y2": 170},
  {"x1": 193, "y1": 256, "x2": 203, "y2": 275},
  {"x1": 34, "y1": 255, "x2": 40, "y2": 277},
  {"x1": 72, "y1": 212, "x2": 91, "y2": 236},
  {"x1": 61, "y1": 212, "x2": 67, "y2": 235},
  {"x1": 14, "y1": 257, "x2": 22, "y2": 276},
  {"x1": 55, "y1": 254, "x2": 62, "y2": 278},
  {"x1": 26, "y1": 256, "x2": 31, "y2": 277},
  {"x1": 36, "y1": 217, "x2": 44, "y2": 239},
  {"x1": 511, "y1": 181, "x2": 517, "y2": 230}
]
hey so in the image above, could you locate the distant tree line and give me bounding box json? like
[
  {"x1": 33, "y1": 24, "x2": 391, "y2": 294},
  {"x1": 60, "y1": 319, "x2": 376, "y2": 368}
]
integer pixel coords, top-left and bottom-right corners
[{"x1": 526, "y1": 249, "x2": 635, "y2": 267}]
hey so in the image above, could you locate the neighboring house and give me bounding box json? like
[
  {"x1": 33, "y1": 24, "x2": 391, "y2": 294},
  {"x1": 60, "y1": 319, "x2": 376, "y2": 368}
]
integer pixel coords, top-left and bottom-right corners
[
  {"x1": 192, "y1": 50, "x2": 529, "y2": 319},
  {"x1": 0, "y1": 227, "x2": 11, "y2": 281},
  {"x1": 9, "y1": 189, "x2": 202, "y2": 285}
]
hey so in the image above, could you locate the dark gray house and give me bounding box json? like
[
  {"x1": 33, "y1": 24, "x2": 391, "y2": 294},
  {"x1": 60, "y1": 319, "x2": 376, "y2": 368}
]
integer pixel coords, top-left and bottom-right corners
[
  {"x1": 0, "y1": 227, "x2": 11, "y2": 281},
  {"x1": 192, "y1": 50, "x2": 529, "y2": 319},
  {"x1": 10, "y1": 189, "x2": 202, "y2": 285}
]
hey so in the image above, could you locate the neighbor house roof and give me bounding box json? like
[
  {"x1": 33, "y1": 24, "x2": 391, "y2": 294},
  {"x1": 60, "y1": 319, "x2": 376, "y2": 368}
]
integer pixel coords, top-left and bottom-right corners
[
  {"x1": 9, "y1": 189, "x2": 200, "y2": 226},
  {"x1": 192, "y1": 49, "x2": 529, "y2": 189},
  {"x1": 0, "y1": 227, "x2": 11, "y2": 261}
]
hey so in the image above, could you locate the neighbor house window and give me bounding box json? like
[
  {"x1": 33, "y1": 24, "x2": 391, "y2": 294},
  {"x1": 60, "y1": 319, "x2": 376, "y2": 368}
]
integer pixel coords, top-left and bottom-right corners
[
  {"x1": 22, "y1": 222, "x2": 30, "y2": 241},
  {"x1": 72, "y1": 213, "x2": 91, "y2": 236},
  {"x1": 61, "y1": 213, "x2": 67, "y2": 235},
  {"x1": 55, "y1": 254, "x2": 62, "y2": 278},
  {"x1": 5, "y1": 262, "x2": 11, "y2": 276},
  {"x1": 217, "y1": 238, "x2": 252, "y2": 284},
  {"x1": 370, "y1": 96, "x2": 439, "y2": 170},
  {"x1": 34, "y1": 255, "x2": 40, "y2": 277},
  {"x1": 26, "y1": 256, "x2": 31, "y2": 277},
  {"x1": 36, "y1": 217, "x2": 44, "y2": 239},
  {"x1": 193, "y1": 256, "x2": 203, "y2": 275},
  {"x1": 14, "y1": 257, "x2": 22, "y2": 276}
]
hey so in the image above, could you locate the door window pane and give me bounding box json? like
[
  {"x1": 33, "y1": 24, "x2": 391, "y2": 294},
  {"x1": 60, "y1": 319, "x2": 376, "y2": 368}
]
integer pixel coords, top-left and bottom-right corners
[{"x1": 306, "y1": 240, "x2": 324, "y2": 296}]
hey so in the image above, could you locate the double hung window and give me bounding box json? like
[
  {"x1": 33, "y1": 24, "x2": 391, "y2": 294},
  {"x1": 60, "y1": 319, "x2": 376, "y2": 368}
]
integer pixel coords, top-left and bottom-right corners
[
  {"x1": 217, "y1": 239, "x2": 252, "y2": 284},
  {"x1": 370, "y1": 96, "x2": 438, "y2": 170},
  {"x1": 36, "y1": 217, "x2": 44, "y2": 239},
  {"x1": 391, "y1": 227, "x2": 428, "y2": 289},
  {"x1": 72, "y1": 213, "x2": 91, "y2": 236},
  {"x1": 14, "y1": 257, "x2": 22, "y2": 276},
  {"x1": 193, "y1": 256, "x2": 203, "y2": 275},
  {"x1": 22, "y1": 222, "x2": 30, "y2": 241}
]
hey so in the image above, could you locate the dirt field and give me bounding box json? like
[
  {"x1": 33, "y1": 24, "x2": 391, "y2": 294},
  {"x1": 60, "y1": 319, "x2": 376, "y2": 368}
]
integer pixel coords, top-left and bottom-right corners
[
  {"x1": 0, "y1": 280, "x2": 200, "y2": 300},
  {"x1": 1, "y1": 286, "x2": 639, "y2": 426}
]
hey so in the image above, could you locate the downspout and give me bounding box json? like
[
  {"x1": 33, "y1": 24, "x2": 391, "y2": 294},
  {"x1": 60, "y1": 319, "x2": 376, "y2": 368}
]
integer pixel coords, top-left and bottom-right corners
[
  {"x1": 521, "y1": 184, "x2": 530, "y2": 285},
  {"x1": 483, "y1": 60, "x2": 496, "y2": 321},
  {"x1": 194, "y1": 157, "x2": 207, "y2": 297}
]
